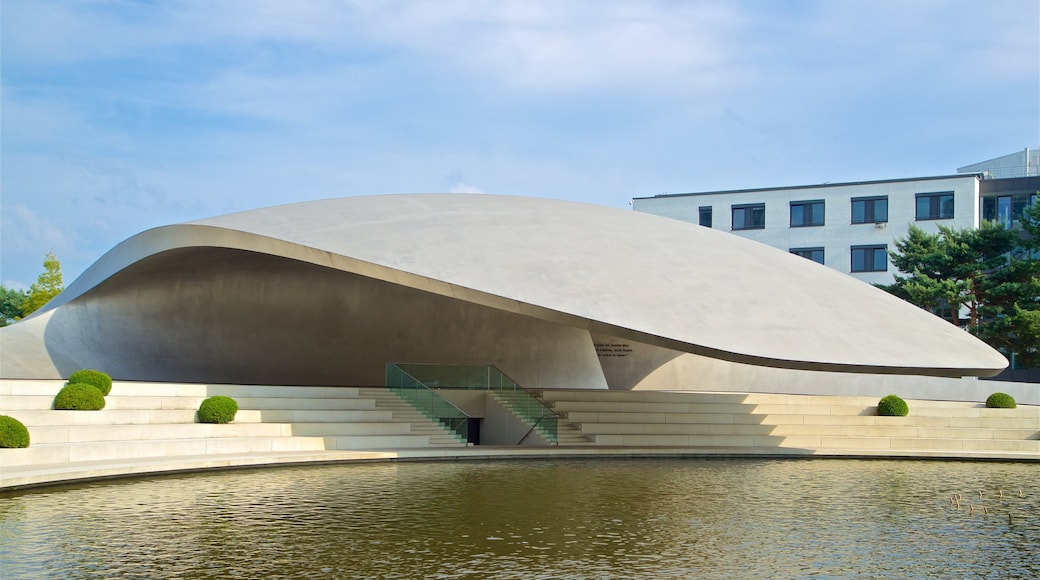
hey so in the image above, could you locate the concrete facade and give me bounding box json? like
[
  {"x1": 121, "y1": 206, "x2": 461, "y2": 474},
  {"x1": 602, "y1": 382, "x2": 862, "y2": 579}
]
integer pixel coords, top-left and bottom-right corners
[
  {"x1": 0, "y1": 194, "x2": 1007, "y2": 390},
  {"x1": 633, "y1": 174, "x2": 982, "y2": 287}
]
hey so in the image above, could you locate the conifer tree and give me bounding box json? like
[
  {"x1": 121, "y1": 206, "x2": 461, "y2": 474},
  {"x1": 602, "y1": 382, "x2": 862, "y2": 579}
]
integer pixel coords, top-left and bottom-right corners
[{"x1": 882, "y1": 199, "x2": 1040, "y2": 367}]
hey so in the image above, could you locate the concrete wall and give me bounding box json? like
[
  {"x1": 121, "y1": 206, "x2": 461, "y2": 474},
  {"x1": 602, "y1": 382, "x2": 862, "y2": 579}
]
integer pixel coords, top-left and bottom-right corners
[
  {"x1": 18, "y1": 247, "x2": 609, "y2": 390},
  {"x1": 603, "y1": 339, "x2": 1039, "y2": 405}
]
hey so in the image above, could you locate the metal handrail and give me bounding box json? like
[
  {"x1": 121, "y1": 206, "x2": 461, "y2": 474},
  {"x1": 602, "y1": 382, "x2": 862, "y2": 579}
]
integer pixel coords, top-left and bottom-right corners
[
  {"x1": 387, "y1": 364, "x2": 471, "y2": 418},
  {"x1": 516, "y1": 414, "x2": 550, "y2": 446},
  {"x1": 387, "y1": 363, "x2": 559, "y2": 444}
]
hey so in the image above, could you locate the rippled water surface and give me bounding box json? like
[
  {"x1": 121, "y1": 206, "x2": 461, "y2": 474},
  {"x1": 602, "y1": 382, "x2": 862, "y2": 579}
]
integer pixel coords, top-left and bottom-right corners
[{"x1": 1, "y1": 458, "x2": 1038, "y2": 578}]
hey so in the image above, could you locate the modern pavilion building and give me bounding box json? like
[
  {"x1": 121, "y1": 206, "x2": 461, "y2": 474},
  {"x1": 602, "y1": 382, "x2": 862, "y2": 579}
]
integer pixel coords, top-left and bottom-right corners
[{"x1": 0, "y1": 194, "x2": 1008, "y2": 400}]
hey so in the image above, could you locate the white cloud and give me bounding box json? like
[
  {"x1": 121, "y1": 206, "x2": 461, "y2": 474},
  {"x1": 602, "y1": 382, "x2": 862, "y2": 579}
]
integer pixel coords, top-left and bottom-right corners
[{"x1": 448, "y1": 182, "x2": 486, "y2": 194}]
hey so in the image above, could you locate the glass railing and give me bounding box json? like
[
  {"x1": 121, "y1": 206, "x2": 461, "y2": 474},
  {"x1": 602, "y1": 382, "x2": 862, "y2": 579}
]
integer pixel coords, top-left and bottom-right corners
[
  {"x1": 386, "y1": 363, "x2": 558, "y2": 444},
  {"x1": 385, "y1": 364, "x2": 469, "y2": 443}
]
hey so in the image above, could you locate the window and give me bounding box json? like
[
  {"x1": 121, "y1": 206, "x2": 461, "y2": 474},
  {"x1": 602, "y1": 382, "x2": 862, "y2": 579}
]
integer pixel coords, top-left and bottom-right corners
[
  {"x1": 698, "y1": 206, "x2": 712, "y2": 228},
  {"x1": 982, "y1": 193, "x2": 1036, "y2": 227},
  {"x1": 851, "y1": 196, "x2": 888, "y2": 224},
  {"x1": 851, "y1": 245, "x2": 887, "y2": 272},
  {"x1": 732, "y1": 203, "x2": 765, "y2": 230},
  {"x1": 916, "y1": 192, "x2": 954, "y2": 220},
  {"x1": 790, "y1": 200, "x2": 824, "y2": 227},
  {"x1": 790, "y1": 247, "x2": 824, "y2": 265}
]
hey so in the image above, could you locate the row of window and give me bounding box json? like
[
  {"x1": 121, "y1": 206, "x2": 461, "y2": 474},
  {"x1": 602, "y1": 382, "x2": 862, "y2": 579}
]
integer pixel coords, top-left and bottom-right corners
[
  {"x1": 698, "y1": 192, "x2": 955, "y2": 230},
  {"x1": 790, "y1": 245, "x2": 888, "y2": 273}
]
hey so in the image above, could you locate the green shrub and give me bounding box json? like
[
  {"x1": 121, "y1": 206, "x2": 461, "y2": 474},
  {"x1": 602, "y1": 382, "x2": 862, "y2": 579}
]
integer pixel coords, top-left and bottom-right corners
[
  {"x1": 68, "y1": 369, "x2": 113, "y2": 396},
  {"x1": 54, "y1": 383, "x2": 106, "y2": 410},
  {"x1": 985, "y1": 392, "x2": 1016, "y2": 409},
  {"x1": 197, "y1": 396, "x2": 238, "y2": 424},
  {"x1": 0, "y1": 415, "x2": 30, "y2": 448},
  {"x1": 877, "y1": 394, "x2": 909, "y2": 417}
]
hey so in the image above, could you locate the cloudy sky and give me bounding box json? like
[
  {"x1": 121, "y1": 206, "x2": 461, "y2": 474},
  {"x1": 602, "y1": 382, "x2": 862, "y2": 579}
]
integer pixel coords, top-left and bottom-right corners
[{"x1": 2, "y1": 0, "x2": 1038, "y2": 288}]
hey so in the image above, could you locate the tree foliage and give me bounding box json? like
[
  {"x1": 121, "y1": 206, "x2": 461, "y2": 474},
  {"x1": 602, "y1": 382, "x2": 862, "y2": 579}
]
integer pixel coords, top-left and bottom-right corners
[
  {"x1": 0, "y1": 285, "x2": 27, "y2": 327},
  {"x1": 881, "y1": 200, "x2": 1040, "y2": 368},
  {"x1": 21, "y1": 252, "x2": 65, "y2": 318}
]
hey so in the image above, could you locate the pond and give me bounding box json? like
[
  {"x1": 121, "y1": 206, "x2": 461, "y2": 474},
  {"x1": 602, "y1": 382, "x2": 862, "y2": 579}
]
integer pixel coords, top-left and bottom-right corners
[{"x1": 1, "y1": 458, "x2": 1037, "y2": 578}]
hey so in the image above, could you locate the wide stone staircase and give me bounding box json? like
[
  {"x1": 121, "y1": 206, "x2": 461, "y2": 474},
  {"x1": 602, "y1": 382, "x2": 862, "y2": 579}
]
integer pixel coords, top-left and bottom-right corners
[
  {"x1": 0, "y1": 380, "x2": 467, "y2": 487},
  {"x1": 536, "y1": 390, "x2": 1040, "y2": 459}
]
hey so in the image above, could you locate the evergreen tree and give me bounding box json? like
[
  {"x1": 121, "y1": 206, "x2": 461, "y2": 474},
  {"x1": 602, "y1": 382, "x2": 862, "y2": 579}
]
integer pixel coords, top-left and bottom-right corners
[
  {"x1": 882, "y1": 200, "x2": 1040, "y2": 367},
  {"x1": 0, "y1": 285, "x2": 28, "y2": 326},
  {"x1": 883, "y1": 222, "x2": 1016, "y2": 327},
  {"x1": 974, "y1": 202, "x2": 1040, "y2": 367},
  {"x1": 21, "y1": 252, "x2": 65, "y2": 317}
]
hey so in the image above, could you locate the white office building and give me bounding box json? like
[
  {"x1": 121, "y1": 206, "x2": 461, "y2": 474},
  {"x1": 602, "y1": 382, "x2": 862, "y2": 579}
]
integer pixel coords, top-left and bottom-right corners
[{"x1": 632, "y1": 150, "x2": 1039, "y2": 286}]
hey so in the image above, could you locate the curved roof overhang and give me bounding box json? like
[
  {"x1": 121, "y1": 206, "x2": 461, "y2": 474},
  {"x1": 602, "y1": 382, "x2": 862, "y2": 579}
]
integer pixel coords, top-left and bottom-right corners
[{"x1": 28, "y1": 194, "x2": 1007, "y2": 377}]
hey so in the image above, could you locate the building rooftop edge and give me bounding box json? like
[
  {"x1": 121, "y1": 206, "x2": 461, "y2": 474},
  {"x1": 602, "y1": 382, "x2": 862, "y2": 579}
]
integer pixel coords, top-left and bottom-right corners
[{"x1": 634, "y1": 173, "x2": 983, "y2": 201}]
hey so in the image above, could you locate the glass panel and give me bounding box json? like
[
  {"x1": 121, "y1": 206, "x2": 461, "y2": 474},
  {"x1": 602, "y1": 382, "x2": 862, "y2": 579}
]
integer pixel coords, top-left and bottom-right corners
[
  {"x1": 385, "y1": 363, "x2": 558, "y2": 444},
  {"x1": 852, "y1": 249, "x2": 865, "y2": 272},
  {"x1": 875, "y1": 199, "x2": 887, "y2": 222},
  {"x1": 751, "y1": 206, "x2": 765, "y2": 228},
  {"x1": 998, "y1": 196, "x2": 1012, "y2": 227},
  {"x1": 873, "y1": 248, "x2": 887, "y2": 271},
  {"x1": 699, "y1": 207, "x2": 712, "y2": 227},
  {"x1": 1011, "y1": 195, "x2": 1028, "y2": 223},
  {"x1": 982, "y1": 197, "x2": 996, "y2": 221},
  {"x1": 732, "y1": 207, "x2": 745, "y2": 229},
  {"x1": 811, "y1": 203, "x2": 824, "y2": 225},
  {"x1": 940, "y1": 195, "x2": 954, "y2": 218},
  {"x1": 916, "y1": 197, "x2": 930, "y2": 219},
  {"x1": 852, "y1": 200, "x2": 866, "y2": 223},
  {"x1": 791, "y1": 205, "x2": 804, "y2": 226}
]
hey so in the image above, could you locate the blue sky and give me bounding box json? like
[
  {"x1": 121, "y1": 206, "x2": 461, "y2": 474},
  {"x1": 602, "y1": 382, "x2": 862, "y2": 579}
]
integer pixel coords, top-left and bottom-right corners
[{"x1": 2, "y1": 0, "x2": 1038, "y2": 288}]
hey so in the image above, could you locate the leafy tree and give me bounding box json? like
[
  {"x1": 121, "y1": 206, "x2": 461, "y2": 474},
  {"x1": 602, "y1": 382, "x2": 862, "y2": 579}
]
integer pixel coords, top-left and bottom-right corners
[
  {"x1": 0, "y1": 285, "x2": 27, "y2": 326},
  {"x1": 21, "y1": 252, "x2": 65, "y2": 318},
  {"x1": 882, "y1": 199, "x2": 1040, "y2": 367}
]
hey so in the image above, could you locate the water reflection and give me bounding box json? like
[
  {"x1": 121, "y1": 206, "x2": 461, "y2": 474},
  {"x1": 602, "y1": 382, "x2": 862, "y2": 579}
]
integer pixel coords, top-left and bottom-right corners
[{"x1": 1, "y1": 459, "x2": 1037, "y2": 578}]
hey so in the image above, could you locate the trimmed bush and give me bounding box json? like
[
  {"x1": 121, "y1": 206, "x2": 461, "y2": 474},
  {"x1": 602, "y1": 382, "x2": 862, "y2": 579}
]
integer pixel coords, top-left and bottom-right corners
[
  {"x1": 68, "y1": 369, "x2": 113, "y2": 396},
  {"x1": 877, "y1": 394, "x2": 909, "y2": 417},
  {"x1": 985, "y1": 392, "x2": 1016, "y2": 409},
  {"x1": 198, "y1": 396, "x2": 238, "y2": 424},
  {"x1": 0, "y1": 415, "x2": 30, "y2": 448},
  {"x1": 54, "y1": 383, "x2": 106, "y2": 410}
]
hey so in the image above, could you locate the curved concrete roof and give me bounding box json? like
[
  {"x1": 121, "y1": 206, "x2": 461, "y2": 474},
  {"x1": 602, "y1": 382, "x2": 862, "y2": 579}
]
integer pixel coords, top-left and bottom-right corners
[{"x1": 5, "y1": 194, "x2": 1007, "y2": 378}]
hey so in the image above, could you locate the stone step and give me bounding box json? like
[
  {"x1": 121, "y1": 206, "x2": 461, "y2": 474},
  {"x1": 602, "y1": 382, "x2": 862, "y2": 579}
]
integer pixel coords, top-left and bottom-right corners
[
  {"x1": 256, "y1": 409, "x2": 394, "y2": 423},
  {"x1": 4, "y1": 409, "x2": 264, "y2": 426},
  {"x1": 0, "y1": 395, "x2": 56, "y2": 411},
  {"x1": 98, "y1": 395, "x2": 377, "y2": 411},
  {"x1": 770, "y1": 423, "x2": 1038, "y2": 440},
  {"x1": 588, "y1": 433, "x2": 786, "y2": 447},
  {"x1": 778, "y1": 436, "x2": 1040, "y2": 453},
  {"x1": 289, "y1": 422, "x2": 413, "y2": 436},
  {"x1": 539, "y1": 390, "x2": 757, "y2": 404},
  {"x1": 0, "y1": 435, "x2": 328, "y2": 466},
  {"x1": 26, "y1": 422, "x2": 294, "y2": 444},
  {"x1": 758, "y1": 414, "x2": 1040, "y2": 430},
  {"x1": 0, "y1": 380, "x2": 66, "y2": 396},
  {"x1": 577, "y1": 422, "x2": 778, "y2": 436},
  {"x1": 323, "y1": 435, "x2": 438, "y2": 450},
  {"x1": 108, "y1": 383, "x2": 363, "y2": 399},
  {"x1": 560, "y1": 411, "x2": 768, "y2": 424},
  {"x1": 0, "y1": 380, "x2": 366, "y2": 400},
  {"x1": 547, "y1": 400, "x2": 757, "y2": 414}
]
